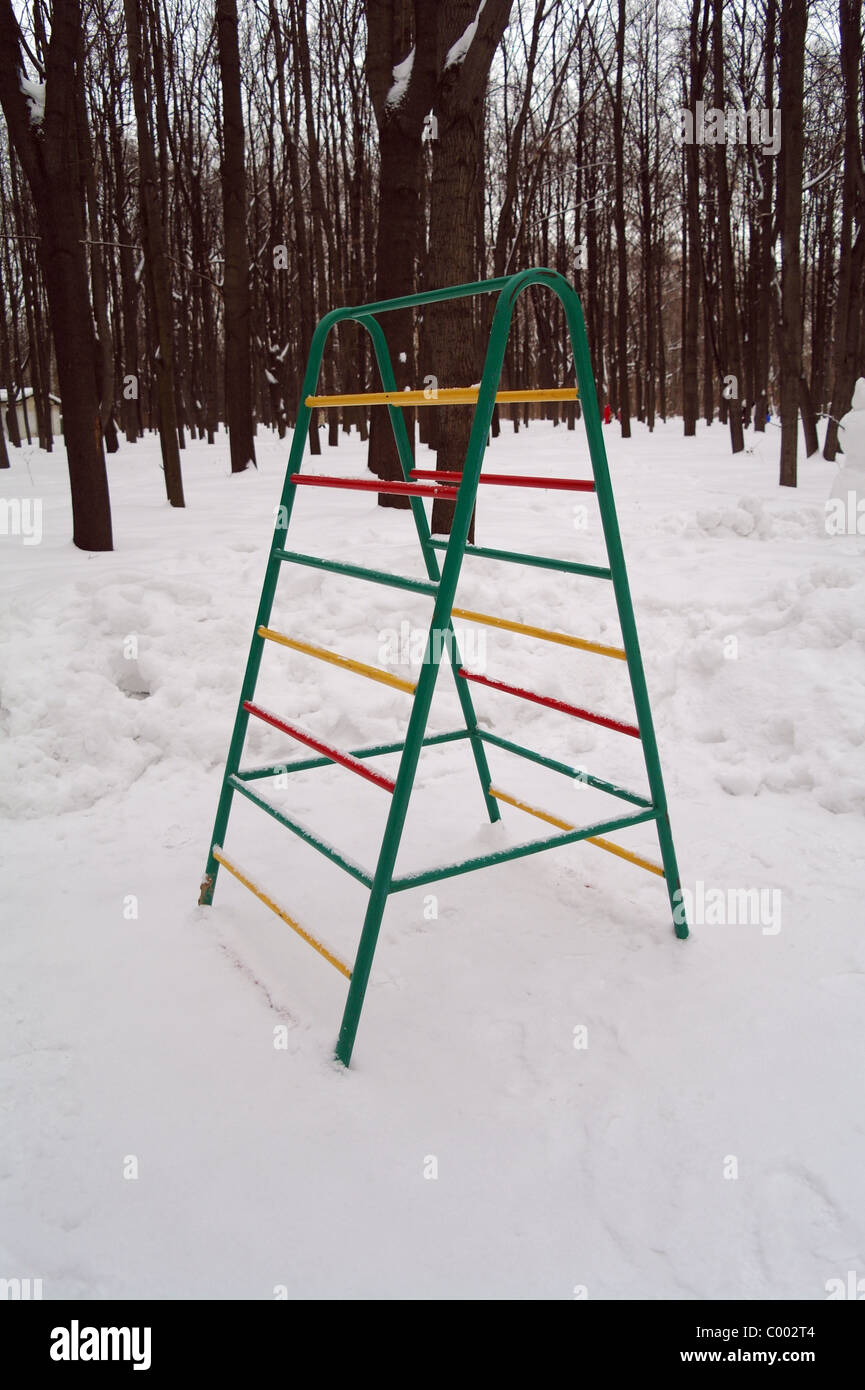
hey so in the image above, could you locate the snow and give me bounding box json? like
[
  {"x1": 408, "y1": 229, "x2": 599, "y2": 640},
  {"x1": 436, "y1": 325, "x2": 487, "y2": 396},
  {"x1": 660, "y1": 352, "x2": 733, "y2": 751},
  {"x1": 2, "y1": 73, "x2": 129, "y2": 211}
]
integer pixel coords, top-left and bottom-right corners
[
  {"x1": 445, "y1": 0, "x2": 488, "y2": 69},
  {"x1": 20, "y1": 76, "x2": 45, "y2": 126},
  {"x1": 829, "y1": 377, "x2": 865, "y2": 524},
  {"x1": 385, "y1": 47, "x2": 415, "y2": 109},
  {"x1": 1, "y1": 416, "x2": 864, "y2": 1298}
]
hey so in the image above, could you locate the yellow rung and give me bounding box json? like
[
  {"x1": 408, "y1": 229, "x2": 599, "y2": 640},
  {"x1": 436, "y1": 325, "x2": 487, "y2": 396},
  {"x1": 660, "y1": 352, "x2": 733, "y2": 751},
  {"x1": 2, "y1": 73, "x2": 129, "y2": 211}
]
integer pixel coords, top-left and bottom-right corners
[
  {"x1": 213, "y1": 849, "x2": 353, "y2": 978},
  {"x1": 258, "y1": 627, "x2": 416, "y2": 694},
  {"x1": 305, "y1": 387, "x2": 579, "y2": 408},
  {"x1": 489, "y1": 786, "x2": 573, "y2": 831},
  {"x1": 488, "y1": 786, "x2": 665, "y2": 878},
  {"x1": 451, "y1": 607, "x2": 626, "y2": 660},
  {"x1": 585, "y1": 833, "x2": 665, "y2": 878}
]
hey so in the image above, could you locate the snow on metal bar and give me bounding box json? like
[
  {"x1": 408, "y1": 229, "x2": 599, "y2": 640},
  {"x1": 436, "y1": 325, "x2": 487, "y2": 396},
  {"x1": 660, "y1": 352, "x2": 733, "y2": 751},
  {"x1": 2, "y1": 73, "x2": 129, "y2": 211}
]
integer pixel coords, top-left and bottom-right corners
[
  {"x1": 235, "y1": 730, "x2": 471, "y2": 784},
  {"x1": 212, "y1": 848, "x2": 353, "y2": 978},
  {"x1": 274, "y1": 549, "x2": 438, "y2": 597},
  {"x1": 477, "y1": 730, "x2": 652, "y2": 807},
  {"x1": 451, "y1": 607, "x2": 626, "y2": 659},
  {"x1": 227, "y1": 776, "x2": 374, "y2": 886},
  {"x1": 388, "y1": 806, "x2": 659, "y2": 891},
  {"x1": 243, "y1": 702, "x2": 396, "y2": 792},
  {"x1": 428, "y1": 538, "x2": 613, "y2": 580},
  {"x1": 411, "y1": 469, "x2": 594, "y2": 492},
  {"x1": 488, "y1": 788, "x2": 665, "y2": 877},
  {"x1": 456, "y1": 669, "x2": 641, "y2": 738},
  {"x1": 290, "y1": 474, "x2": 457, "y2": 499},
  {"x1": 258, "y1": 626, "x2": 416, "y2": 694}
]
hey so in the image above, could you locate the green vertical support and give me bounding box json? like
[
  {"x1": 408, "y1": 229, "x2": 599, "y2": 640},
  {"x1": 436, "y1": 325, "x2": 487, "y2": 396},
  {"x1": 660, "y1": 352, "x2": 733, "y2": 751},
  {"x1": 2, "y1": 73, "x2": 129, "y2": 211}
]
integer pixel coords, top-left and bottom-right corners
[
  {"x1": 557, "y1": 283, "x2": 689, "y2": 940},
  {"x1": 358, "y1": 314, "x2": 500, "y2": 826},
  {"x1": 198, "y1": 307, "x2": 343, "y2": 904},
  {"x1": 334, "y1": 286, "x2": 518, "y2": 1067}
]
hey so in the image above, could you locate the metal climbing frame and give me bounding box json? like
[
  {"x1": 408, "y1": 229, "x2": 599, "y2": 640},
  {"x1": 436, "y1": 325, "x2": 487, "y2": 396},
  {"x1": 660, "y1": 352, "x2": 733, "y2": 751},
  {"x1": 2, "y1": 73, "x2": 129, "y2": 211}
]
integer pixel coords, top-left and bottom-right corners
[{"x1": 199, "y1": 268, "x2": 689, "y2": 1068}]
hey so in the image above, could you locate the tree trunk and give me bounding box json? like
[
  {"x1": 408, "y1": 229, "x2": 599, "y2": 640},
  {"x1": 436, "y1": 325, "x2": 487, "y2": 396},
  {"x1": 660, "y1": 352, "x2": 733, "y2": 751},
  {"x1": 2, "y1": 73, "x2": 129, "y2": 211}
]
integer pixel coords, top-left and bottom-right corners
[
  {"x1": 216, "y1": 0, "x2": 256, "y2": 472},
  {"x1": 824, "y1": 0, "x2": 864, "y2": 460},
  {"x1": 427, "y1": 0, "x2": 513, "y2": 537},
  {"x1": 0, "y1": 0, "x2": 113, "y2": 549},
  {"x1": 712, "y1": 0, "x2": 744, "y2": 452},
  {"x1": 612, "y1": 0, "x2": 630, "y2": 438},
  {"x1": 123, "y1": 0, "x2": 185, "y2": 504},
  {"x1": 364, "y1": 0, "x2": 438, "y2": 506},
  {"x1": 777, "y1": 0, "x2": 807, "y2": 486}
]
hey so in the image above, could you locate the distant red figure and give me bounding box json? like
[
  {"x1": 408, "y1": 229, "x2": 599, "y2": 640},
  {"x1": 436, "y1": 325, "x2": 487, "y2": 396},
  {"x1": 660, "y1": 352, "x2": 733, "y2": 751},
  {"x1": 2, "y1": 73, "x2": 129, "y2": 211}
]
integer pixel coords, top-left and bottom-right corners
[{"x1": 603, "y1": 403, "x2": 612, "y2": 424}]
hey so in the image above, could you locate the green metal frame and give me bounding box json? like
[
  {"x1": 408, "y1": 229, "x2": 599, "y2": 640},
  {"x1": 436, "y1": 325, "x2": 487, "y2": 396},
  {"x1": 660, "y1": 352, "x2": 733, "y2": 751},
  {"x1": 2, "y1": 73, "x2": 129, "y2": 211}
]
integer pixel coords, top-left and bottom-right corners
[{"x1": 199, "y1": 268, "x2": 689, "y2": 1069}]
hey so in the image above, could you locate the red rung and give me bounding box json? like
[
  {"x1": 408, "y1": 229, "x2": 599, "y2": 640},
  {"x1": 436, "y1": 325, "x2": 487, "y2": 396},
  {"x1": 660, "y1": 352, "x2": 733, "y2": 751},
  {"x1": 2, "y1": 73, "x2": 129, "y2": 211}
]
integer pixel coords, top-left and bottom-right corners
[
  {"x1": 455, "y1": 670, "x2": 640, "y2": 738},
  {"x1": 410, "y1": 469, "x2": 595, "y2": 493},
  {"x1": 243, "y1": 702, "x2": 396, "y2": 791},
  {"x1": 291, "y1": 474, "x2": 458, "y2": 499}
]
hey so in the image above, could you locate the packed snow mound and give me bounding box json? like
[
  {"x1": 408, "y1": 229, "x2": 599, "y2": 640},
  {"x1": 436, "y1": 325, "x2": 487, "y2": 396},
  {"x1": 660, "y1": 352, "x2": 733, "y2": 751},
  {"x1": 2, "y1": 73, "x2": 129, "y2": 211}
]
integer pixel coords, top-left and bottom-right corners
[
  {"x1": 828, "y1": 377, "x2": 865, "y2": 526},
  {"x1": 0, "y1": 571, "x2": 251, "y2": 816},
  {"x1": 692, "y1": 495, "x2": 824, "y2": 540},
  {"x1": 668, "y1": 563, "x2": 865, "y2": 813},
  {"x1": 836, "y1": 377, "x2": 865, "y2": 469}
]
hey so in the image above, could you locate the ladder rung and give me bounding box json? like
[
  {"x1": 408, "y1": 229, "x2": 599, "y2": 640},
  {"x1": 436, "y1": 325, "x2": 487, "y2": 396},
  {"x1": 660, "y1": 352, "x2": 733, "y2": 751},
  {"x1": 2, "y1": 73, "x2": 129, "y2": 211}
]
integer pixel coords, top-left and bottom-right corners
[
  {"x1": 305, "y1": 387, "x2": 579, "y2": 408},
  {"x1": 412, "y1": 469, "x2": 595, "y2": 492},
  {"x1": 428, "y1": 539, "x2": 613, "y2": 581},
  {"x1": 258, "y1": 627, "x2": 416, "y2": 694},
  {"x1": 389, "y1": 806, "x2": 660, "y2": 891},
  {"x1": 451, "y1": 607, "x2": 626, "y2": 659},
  {"x1": 274, "y1": 549, "x2": 438, "y2": 597},
  {"x1": 488, "y1": 788, "x2": 664, "y2": 877},
  {"x1": 243, "y1": 702, "x2": 396, "y2": 792},
  {"x1": 290, "y1": 474, "x2": 457, "y2": 499},
  {"x1": 236, "y1": 729, "x2": 471, "y2": 783},
  {"x1": 456, "y1": 669, "x2": 640, "y2": 738},
  {"x1": 477, "y1": 730, "x2": 652, "y2": 807},
  {"x1": 228, "y1": 775, "x2": 374, "y2": 885},
  {"x1": 212, "y1": 848, "x2": 353, "y2": 977}
]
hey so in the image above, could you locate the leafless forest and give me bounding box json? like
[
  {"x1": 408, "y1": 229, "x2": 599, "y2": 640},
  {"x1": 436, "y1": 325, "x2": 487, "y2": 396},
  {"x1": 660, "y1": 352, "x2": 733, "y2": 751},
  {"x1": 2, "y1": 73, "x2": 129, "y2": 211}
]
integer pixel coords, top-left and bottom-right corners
[{"x1": 0, "y1": 1, "x2": 862, "y2": 549}]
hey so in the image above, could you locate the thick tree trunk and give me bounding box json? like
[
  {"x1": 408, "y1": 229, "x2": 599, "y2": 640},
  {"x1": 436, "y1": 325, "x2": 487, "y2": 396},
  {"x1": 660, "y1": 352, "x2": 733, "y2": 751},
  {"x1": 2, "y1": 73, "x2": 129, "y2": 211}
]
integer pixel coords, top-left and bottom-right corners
[
  {"x1": 824, "y1": 0, "x2": 864, "y2": 460},
  {"x1": 367, "y1": 118, "x2": 423, "y2": 506},
  {"x1": 0, "y1": 0, "x2": 113, "y2": 549},
  {"x1": 682, "y1": 2, "x2": 707, "y2": 436},
  {"x1": 777, "y1": 0, "x2": 807, "y2": 486},
  {"x1": 216, "y1": 0, "x2": 256, "y2": 472},
  {"x1": 79, "y1": 87, "x2": 118, "y2": 453},
  {"x1": 364, "y1": 0, "x2": 438, "y2": 506},
  {"x1": 427, "y1": 0, "x2": 513, "y2": 537}
]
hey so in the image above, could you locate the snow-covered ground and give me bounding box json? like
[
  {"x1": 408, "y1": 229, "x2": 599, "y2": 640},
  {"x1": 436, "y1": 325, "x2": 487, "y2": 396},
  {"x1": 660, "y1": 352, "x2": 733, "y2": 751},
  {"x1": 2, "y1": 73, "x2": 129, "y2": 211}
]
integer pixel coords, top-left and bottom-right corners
[{"x1": 1, "y1": 416, "x2": 863, "y2": 1299}]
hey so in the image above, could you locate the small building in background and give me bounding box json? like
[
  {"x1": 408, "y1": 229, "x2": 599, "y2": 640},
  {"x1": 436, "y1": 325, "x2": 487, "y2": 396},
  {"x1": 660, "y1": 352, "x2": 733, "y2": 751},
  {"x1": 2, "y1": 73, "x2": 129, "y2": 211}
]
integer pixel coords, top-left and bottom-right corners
[{"x1": 0, "y1": 387, "x2": 63, "y2": 442}]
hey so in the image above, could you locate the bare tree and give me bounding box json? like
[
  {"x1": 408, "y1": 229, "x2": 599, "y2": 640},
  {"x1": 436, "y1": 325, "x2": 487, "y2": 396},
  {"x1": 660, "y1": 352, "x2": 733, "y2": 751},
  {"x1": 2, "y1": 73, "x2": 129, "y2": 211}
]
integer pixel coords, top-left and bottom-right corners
[
  {"x1": 123, "y1": 0, "x2": 185, "y2": 504},
  {"x1": 216, "y1": 0, "x2": 255, "y2": 471},
  {"x1": 0, "y1": 0, "x2": 113, "y2": 549},
  {"x1": 824, "y1": 0, "x2": 864, "y2": 460},
  {"x1": 776, "y1": 0, "x2": 807, "y2": 486}
]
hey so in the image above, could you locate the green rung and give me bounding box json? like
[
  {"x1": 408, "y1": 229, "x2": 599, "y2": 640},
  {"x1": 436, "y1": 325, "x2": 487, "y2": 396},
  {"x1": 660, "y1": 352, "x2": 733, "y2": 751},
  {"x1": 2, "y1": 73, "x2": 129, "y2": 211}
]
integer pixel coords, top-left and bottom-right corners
[
  {"x1": 389, "y1": 807, "x2": 660, "y2": 892},
  {"x1": 477, "y1": 730, "x2": 653, "y2": 807},
  {"x1": 275, "y1": 548, "x2": 438, "y2": 596},
  {"x1": 199, "y1": 267, "x2": 690, "y2": 1072},
  {"x1": 236, "y1": 729, "x2": 471, "y2": 782},
  {"x1": 429, "y1": 538, "x2": 613, "y2": 581}
]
